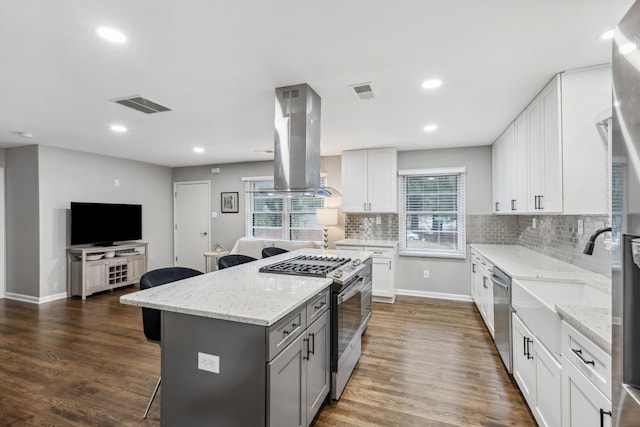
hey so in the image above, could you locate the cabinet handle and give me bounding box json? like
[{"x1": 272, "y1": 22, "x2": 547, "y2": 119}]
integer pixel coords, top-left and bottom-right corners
[
  {"x1": 283, "y1": 322, "x2": 298, "y2": 336},
  {"x1": 314, "y1": 301, "x2": 326, "y2": 310},
  {"x1": 388, "y1": 260, "x2": 391, "y2": 270},
  {"x1": 363, "y1": 202, "x2": 367, "y2": 211},
  {"x1": 303, "y1": 338, "x2": 310, "y2": 360},
  {"x1": 368, "y1": 202, "x2": 371, "y2": 211},
  {"x1": 495, "y1": 202, "x2": 500, "y2": 212},
  {"x1": 472, "y1": 264, "x2": 476, "y2": 273},
  {"x1": 600, "y1": 409, "x2": 612, "y2": 427},
  {"x1": 526, "y1": 337, "x2": 534, "y2": 359},
  {"x1": 309, "y1": 332, "x2": 315, "y2": 356},
  {"x1": 523, "y1": 336, "x2": 528, "y2": 357},
  {"x1": 539, "y1": 195, "x2": 544, "y2": 210},
  {"x1": 511, "y1": 199, "x2": 516, "y2": 211},
  {"x1": 571, "y1": 348, "x2": 595, "y2": 366}
]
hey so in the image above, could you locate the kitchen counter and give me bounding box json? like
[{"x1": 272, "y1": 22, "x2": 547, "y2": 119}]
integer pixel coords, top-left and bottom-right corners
[
  {"x1": 335, "y1": 239, "x2": 399, "y2": 248},
  {"x1": 471, "y1": 244, "x2": 611, "y2": 351},
  {"x1": 120, "y1": 248, "x2": 371, "y2": 326}
]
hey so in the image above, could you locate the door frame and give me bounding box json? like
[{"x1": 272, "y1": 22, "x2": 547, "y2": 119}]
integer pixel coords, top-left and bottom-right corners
[{"x1": 173, "y1": 180, "x2": 211, "y2": 267}]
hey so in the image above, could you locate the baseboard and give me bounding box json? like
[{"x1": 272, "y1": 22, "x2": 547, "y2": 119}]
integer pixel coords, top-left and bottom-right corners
[
  {"x1": 5, "y1": 291, "x2": 68, "y2": 304},
  {"x1": 395, "y1": 289, "x2": 473, "y2": 302}
]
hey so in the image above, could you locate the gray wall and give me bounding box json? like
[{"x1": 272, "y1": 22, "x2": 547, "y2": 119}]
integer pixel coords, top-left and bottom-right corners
[
  {"x1": 0, "y1": 148, "x2": 6, "y2": 167},
  {"x1": 6, "y1": 146, "x2": 40, "y2": 297},
  {"x1": 396, "y1": 146, "x2": 493, "y2": 298},
  {"x1": 172, "y1": 156, "x2": 343, "y2": 252},
  {"x1": 37, "y1": 146, "x2": 174, "y2": 297}
]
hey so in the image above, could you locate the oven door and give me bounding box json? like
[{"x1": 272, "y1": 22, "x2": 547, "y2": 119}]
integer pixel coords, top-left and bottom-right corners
[{"x1": 336, "y1": 278, "x2": 362, "y2": 365}]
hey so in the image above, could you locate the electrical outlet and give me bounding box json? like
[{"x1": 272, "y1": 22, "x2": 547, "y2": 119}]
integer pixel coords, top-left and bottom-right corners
[
  {"x1": 114, "y1": 178, "x2": 120, "y2": 187},
  {"x1": 423, "y1": 270, "x2": 430, "y2": 279},
  {"x1": 532, "y1": 218, "x2": 537, "y2": 229},
  {"x1": 211, "y1": 211, "x2": 218, "y2": 219},
  {"x1": 198, "y1": 352, "x2": 220, "y2": 374},
  {"x1": 578, "y1": 220, "x2": 584, "y2": 235}
]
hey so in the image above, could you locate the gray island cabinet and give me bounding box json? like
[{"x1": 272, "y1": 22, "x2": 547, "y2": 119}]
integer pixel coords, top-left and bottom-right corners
[{"x1": 120, "y1": 249, "x2": 345, "y2": 427}]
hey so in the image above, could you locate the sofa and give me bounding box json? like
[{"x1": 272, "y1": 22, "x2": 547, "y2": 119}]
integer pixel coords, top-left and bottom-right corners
[{"x1": 229, "y1": 237, "x2": 319, "y2": 260}]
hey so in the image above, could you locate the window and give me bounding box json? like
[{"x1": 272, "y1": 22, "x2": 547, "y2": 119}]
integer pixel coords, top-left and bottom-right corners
[
  {"x1": 398, "y1": 167, "x2": 466, "y2": 258},
  {"x1": 244, "y1": 176, "x2": 326, "y2": 242}
]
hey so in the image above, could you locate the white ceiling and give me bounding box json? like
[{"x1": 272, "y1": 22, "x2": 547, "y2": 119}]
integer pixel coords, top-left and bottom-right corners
[{"x1": 0, "y1": 0, "x2": 634, "y2": 167}]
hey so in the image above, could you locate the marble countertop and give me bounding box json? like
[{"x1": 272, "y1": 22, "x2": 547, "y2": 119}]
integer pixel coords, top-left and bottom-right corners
[
  {"x1": 335, "y1": 239, "x2": 399, "y2": 248},
  {"x1": 471, "y1": 244, "x2": 611, "y2": 351},
  {"x1": 120, "y1": 248, "x2": 372, "y2": 327}
]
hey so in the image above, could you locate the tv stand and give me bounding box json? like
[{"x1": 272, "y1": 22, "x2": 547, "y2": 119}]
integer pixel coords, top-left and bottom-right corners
[{"x1": 67, "y1": 242, "x2": 148, "y2": 300}]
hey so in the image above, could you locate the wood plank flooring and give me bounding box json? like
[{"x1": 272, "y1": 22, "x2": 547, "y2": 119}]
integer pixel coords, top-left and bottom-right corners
[{"x1": 0, "y1": 288, "x2": 535, "y2": 426}]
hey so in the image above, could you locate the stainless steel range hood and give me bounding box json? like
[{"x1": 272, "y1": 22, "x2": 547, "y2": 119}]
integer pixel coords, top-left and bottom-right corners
[{"x1": 256, "y1": 83, "x2": 339, "y2": 197}]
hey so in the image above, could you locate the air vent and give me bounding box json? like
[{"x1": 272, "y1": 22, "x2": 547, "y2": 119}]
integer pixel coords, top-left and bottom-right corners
[
  {"x1": 349, "y1": 82, "x2": 375, "y2": 101},
  {"x1": 111, "y1": 95, "x2": 172, "y2": 114}
]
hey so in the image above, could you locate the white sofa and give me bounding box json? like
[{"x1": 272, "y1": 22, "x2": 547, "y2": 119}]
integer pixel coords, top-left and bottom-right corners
[{"x1": 229, "y1": 237, "x2": 320, "y2": 260}]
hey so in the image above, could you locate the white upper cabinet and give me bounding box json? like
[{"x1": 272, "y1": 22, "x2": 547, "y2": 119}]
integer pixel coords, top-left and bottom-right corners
[
  {"x1": 492, "y1": 65, "x2": 611, "y2": 215},
  {"x1": 342, "y1": 148, "x2": 397, "y2": 213}
]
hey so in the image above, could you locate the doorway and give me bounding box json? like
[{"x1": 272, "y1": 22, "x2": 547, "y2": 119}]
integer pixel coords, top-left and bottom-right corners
[{"x1": 174, "y1": 181, "x2": 210, "y2": 272}]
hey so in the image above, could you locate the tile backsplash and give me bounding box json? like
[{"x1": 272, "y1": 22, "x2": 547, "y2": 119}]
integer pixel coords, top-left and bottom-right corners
[{"x1": 344, "y1": 212, "x2": 610, "y2": 276}]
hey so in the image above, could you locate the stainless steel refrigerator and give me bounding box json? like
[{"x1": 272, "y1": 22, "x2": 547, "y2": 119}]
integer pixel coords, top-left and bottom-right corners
[{"x1": 612, "y1": 1, "x2": 640, "y2": 424}]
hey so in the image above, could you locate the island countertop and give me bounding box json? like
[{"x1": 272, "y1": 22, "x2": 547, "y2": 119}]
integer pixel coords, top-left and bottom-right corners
[{"x1": 120, "y1": 248, "x2": 372, "y2": 327}]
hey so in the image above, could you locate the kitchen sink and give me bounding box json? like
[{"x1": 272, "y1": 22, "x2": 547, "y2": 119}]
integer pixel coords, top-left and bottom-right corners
[{"x1": 511, "y1": 279, "x2": 610, "y2": 356}]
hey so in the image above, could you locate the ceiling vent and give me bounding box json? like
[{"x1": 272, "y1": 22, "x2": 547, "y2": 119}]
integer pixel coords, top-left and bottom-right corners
[
  {"x1": 111, "y1": 95, "x2": 172, "y2": 114},
  {"x1": 349, "y1": 82, "x2": 375, "y2": 101}
]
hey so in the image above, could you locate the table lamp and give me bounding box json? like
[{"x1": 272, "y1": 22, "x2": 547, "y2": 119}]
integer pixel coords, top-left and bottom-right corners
[{"x1": 316, "y1": 208, "x2": 338, "y2": 249}]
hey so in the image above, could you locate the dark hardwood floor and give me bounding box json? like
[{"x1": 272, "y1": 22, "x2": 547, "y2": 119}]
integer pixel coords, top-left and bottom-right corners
[{"x1": 0, "y1": 288, "x2": 535, "y2": 426}]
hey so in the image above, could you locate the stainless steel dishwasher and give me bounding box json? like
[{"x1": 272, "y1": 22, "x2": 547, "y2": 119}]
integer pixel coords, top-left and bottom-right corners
[{"x1": 492, "y1": 266, "x2": 512, "y2": 373}]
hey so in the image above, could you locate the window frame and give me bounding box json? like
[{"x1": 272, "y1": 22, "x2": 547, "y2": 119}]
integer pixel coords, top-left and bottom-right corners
[
  {"x1": 398, "y1": 167, "x2": 466, "y2": 259},
  {"x1": 243, "y1": 175, "x2": 327, "y2": 243}
]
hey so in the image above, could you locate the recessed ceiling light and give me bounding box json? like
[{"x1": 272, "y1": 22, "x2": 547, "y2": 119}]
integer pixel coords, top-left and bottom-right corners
[
  {"x1": 193, "y1": 147, "x2": 205, "y2": 153},
  {"x1": 599, "y1": 29, "x2": 615, "y2": 40},
  {"x1": 18, "y1": 132, "x2": 34, "y2": 138},
  {"x1": 110, "y1": 124, "x2": 127, "y2": 133},
  {"x1": 423, "y1": 124, "x2": 438, "y2": 132},
  {"x1": 620, "y1": 42, "x2": 636, "y2": 54},
  {"x1": 96, "y1": 26, "x2": 127, "y2": 44},
  {"x1": 421, "y1": 79, "x2": 443, "y2": 90}
]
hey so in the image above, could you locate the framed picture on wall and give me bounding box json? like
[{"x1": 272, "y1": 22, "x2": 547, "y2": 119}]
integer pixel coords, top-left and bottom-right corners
[{"x1": 221, "y1": 192, "x2": 239, "y2": 213}]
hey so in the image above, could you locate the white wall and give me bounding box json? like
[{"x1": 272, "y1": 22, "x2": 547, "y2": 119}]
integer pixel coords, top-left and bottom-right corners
[
  {"x1": 396, "y1": 146, "x2": 493, "y2": 299},
  {"x1": 38, "y1": 146, "x2": 174, "y2": 299}
]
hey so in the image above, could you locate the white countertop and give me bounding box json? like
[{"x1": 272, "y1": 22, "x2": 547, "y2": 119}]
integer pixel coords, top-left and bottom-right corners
[
  {"x1": 120, "y1": 249, "x2": 371, "y2": 327},
  {"x1": 471, "y1": 244, "x2": 611, "y2": 351},
  {"x1": 335, "y1": 239, "x2": 399, "y2": 248}
]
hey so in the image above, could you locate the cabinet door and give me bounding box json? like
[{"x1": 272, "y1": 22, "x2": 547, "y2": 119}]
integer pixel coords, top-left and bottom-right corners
[
  {"x1": 305, "y1": 311, "x2": 330, "y2": 426},
  {"x1": 268, "y1": 332, "x2": 306, "y2": 427},
  {"x1": 514, "y1": 111, "x2": 529, "y2": 213},
  {"x1": 539, "y1": 76, "x2": 563, "y2": 213},
  {"x1": 501, "y1": 124, "x2": 516, "y2": 213},
  {"x1": 127, "y1": 257, "x2": 146, "y2": 283},
  {"x1": 562, "y1": 356, "x2": 612, "y2": 427},
  {"x1": 512, "y1": 314, "x2": 536, "y2": 407},
  {"x1": 492, "y1": 136, "x2": 503, "y2": 213},
  {"x1": 527, "y1": 95, "x2": 544, "y2": 212},
  {"x1": 533, "y1": 337, "x2": 562, "y2": 427},
  {"x1": 85, "y1": 262, "x2": 108, "y2": 291},
  {"x1": 341, "y1": 150, "x2": 368, "y2": 213},
  {"x1": 367, "y1": 148, "x2": 397, "y2": 213},
  {"x1": 470, "y1": 259, "x2": 479, "y2": 304},
  {"x1": 372, "y1": 257, "x2": 393, "y2": 298}
]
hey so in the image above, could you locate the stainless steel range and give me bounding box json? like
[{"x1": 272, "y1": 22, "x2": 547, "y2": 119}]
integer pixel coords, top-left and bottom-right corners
[{"x1": 260, "y1": 254, "x2": 372, "y2": 400}]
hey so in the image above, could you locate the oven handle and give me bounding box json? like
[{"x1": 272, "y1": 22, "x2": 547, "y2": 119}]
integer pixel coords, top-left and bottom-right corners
[{"x1": 338, "y1": 277, "x2": 364, "y2": 303}]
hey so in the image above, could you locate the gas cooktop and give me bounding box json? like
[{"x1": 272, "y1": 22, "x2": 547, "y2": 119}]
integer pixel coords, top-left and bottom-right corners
[{"x1": 259, "y1": 255, "x2": 350, "y2": 277}]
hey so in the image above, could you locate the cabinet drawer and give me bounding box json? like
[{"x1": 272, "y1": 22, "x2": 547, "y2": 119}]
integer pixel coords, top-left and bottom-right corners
[
  {"x1": 561, "y1": 321, "x2": 611, "y2": 400},
  {"x1": 268, "y1": 306, "x2": 307, "y2": 361},
  {"x1": 335, "y1": 245, "x2": 364, "y2": 252},
  {"x1": 367, "y1": 247, "x2": 393, "y2": 258},
  {"x1": 306, "y1": 288, "x2": 330, "y2": 326}
]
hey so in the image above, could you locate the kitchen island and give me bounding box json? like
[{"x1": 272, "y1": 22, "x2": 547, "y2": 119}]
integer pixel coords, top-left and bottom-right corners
[{"x1": 120, "y1": 249, "x2": 370, "y2": 427}]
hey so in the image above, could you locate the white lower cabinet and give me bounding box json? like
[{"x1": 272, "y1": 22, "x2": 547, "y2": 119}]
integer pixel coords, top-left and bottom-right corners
[
  {"x1": 336, "y1": 243, "x2": 398, "y2": 303},
  {"x1": 512, "y1": 313, "x2": 561, "y2": 427},
  {"x1": 561, "y1": 320, "x2": 612, "y2": 427},
  {"x1": 470, "y1": 250, "x2": 494, "y2": 338},
  {"x1": 562, "y1": 355, "x2": 612, "y2": 427}
]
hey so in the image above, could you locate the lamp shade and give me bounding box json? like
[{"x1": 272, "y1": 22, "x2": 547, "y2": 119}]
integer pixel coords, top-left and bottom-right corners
[{"x1": 316, "y1": 208, "x2": 338, "y2": 226}]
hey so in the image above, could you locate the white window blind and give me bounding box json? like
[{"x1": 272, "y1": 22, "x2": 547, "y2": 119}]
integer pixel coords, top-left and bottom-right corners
[
  {"x1": 244, "y1": 176, "x2": 327, "y2": 242},
  {"x1": 398, "y1": 168, "x2": 466, "y2": 258}
]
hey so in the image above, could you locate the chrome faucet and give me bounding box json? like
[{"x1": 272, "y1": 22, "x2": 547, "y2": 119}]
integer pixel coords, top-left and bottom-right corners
[{"x1": 583, "y1": 227, "x2": 612, "y2": 255}]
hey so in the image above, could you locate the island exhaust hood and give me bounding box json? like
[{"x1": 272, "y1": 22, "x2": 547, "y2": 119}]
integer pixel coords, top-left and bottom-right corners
[{"x1": 256, "y1": 83, "x2": 339, "y2": 197}]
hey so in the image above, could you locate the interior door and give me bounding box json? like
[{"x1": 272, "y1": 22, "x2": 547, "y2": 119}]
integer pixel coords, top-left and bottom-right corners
[{"x1": 174, "y1": 181, "x2": 210, "y2": 271}]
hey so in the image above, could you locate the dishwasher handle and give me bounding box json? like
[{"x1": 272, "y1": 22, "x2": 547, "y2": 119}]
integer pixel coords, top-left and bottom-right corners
[{"x1": 491, "y1": 273, "x2": 509, "y2": 289}]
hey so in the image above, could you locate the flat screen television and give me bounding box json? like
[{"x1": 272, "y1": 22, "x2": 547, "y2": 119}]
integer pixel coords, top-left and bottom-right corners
[{"x1": 71, "y1": 202, "x2": 142, "y2": 246}]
